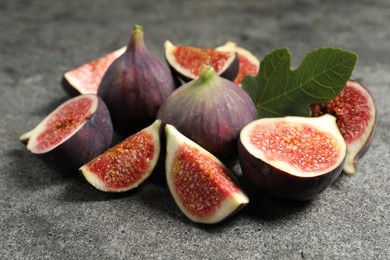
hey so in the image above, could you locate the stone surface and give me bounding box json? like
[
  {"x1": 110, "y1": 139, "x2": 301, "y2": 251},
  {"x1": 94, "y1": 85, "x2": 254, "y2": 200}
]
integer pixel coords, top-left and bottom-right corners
[{"x1": 1, "y1": 0, "x2": 389, "y2": 259}]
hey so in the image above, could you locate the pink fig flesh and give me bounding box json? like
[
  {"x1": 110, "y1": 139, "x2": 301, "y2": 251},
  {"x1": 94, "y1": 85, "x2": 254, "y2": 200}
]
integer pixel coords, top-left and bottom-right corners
[
  {"x1": 165, "y1": 124, "x2": 249, "y2": 224},
  {"x1": 311, "y1": 79, "x2": 376, "y2": 175},
  {"x1": 80, "y1": 120, "x2": 161, "y2": 192}
]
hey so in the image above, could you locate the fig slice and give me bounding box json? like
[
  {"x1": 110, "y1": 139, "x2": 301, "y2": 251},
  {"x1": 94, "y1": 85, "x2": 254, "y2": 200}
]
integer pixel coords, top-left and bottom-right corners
[
  {"x1": 238, "y1": 114, "x2": 347, "y2": 201},
  {"x1": 20, "y1": 94, "x2": 113, "y2": 171},
  {"x1": 80, "y1": 120, "x2": 162, "y2": 192},
  {"x1": 311, "y1": 80, "x2": 377, "y2": 175},
  {"x1": 164, "y1": 40, "x2": 239, "y2": 82},
  {"x1": 216, "y1": 41, "x2": 260, "y2": 86},
  {"x1": 61, "y1": 46, "x2": 126, "y2": 96},
  {"x1": 165, "y1": 124, "x2": 249, "y2": 224}
]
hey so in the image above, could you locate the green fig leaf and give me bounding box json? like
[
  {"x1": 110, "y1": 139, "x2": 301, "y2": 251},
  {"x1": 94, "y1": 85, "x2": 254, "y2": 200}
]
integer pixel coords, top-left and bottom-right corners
[{"x1": 242, "y1": 48, "x2": 358, "y2": 118}]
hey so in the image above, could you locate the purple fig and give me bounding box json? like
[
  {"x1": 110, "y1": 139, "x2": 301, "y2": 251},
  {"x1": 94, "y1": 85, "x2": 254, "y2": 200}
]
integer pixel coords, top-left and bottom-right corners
[
  {"x1": 19, "y1": 94, "x2": 113, "y2": 171},
  {"x1": 238, "y1": 114, "x2": 347, "y2": 201},
  {"x1": 157, "y1": 65, "x2": 257, "y2": 160},
  {"x1": 98, "y1": 25, "x2": 176, "y2": 135}
]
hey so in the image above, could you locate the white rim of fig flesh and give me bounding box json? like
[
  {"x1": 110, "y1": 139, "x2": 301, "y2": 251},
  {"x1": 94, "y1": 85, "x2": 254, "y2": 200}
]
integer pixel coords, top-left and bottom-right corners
[
  {"x1": 80, "y1": 120, "x2": 161, "y2": 192},
  {"x1": 63, "y1": 46, "x2": 126, "y2": 94},
  {"x1": 25, "y1": 94, "x2": 99, "y2": 154},
  {"x1": 165, "y1": 124, "x2": 249, "y2": 224},
  {"x1": 164, "y1": 40, "x2": 237, "y2": 80},
  {"x1": 342, "y1": 80, "x2": 376, "y2": 175},
  {"x1": 240, "y1": 114, "x2": 347, "y2": 178}
]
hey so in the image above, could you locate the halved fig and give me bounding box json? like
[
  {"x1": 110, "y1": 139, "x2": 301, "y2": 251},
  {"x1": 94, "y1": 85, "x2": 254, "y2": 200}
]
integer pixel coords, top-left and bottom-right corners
[
  {"x1": 216, "y1": 41, "x2": 260, "y2": 86},
  {"x1": 164, "y1": 40, "x2": 239, "y2": 82},
  {"x1": 80, "y1": 120, "x2": 161, "y2": 192},
  {"x1": 61, "y1": 46, "x2": 126, "y2": 96},
  {"x1": 238, "y1": 114, "x2": 347, "y2": 201},
  {"x1": 311, "y1": 80, "x2": 376, "y2": 175},
  {"x1": 20, "y1": 94, "x2": 113, "y2": 171},
  {"x1": 165, "y1": 124, "x2": 249, "y2": 224}
]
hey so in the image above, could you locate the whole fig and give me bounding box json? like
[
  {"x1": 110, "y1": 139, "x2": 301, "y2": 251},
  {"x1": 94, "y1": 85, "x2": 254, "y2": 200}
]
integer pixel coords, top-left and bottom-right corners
[
  {"x1": 98, "y1": 25, "x2": 176, "y2": 135},
  {"x1": 157, "y1": 65, "x2": 257, "y2": 160}
]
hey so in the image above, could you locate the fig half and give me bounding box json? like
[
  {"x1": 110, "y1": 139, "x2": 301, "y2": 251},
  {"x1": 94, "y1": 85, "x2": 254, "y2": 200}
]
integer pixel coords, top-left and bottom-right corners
[
  {"x1": 61, "y1": 46, "x2": 126, "y2": 96},
  {"x1": 20, "y1": 94, "x2": 113, "y2": 171},
  {"x1": 238, "y1": 114, "x2": 347, "y2": 201},
  {"x1": 164, "y1": 40, "x2": 239, "y2": 82},
  {"x1": 165, "y1": 124, "x2": 249, "y2": 224},
  {"x1": 216, "y1": 41, "x2": 260, "y2": 86},
  {"x1": 80, "y1": 120, "x2": 161, "y2": 192},
  {"x1": 311, "y1": 80, "x2": 376, "y2": 175}
]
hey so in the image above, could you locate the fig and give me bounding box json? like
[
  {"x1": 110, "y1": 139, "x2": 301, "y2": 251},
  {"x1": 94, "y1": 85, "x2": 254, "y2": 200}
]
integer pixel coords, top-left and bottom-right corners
[
  {"x1": 164, "y1": 40, "x2": 239, "y2": 82},
  {"x1": 165, "y1": 124, "x2": 249, "y2": 224},
  {"x1": 216, "y1": 41, "x2": 260, "y2": 86},
  {"x1": 61, "y1": 46, "x2": 126, "y2": 96},
  {"x1": 20, "y1": 94, "x2": 113, "y2": 171},
  {"x1": 98, "y1": 25, "x2": 176, "y2": 135},
  {"x1": 80, "y1": 120, "x2": 161, "y2": 192},
  {"x1": 156, "y1": 65, "x2": 257, "y2": 160},
  {"x1": 311, "y1": 80, "x2": 376, "y2": 175},
  {"x1": 238, "y1": 114, "x2": 347, "y2": 201}
]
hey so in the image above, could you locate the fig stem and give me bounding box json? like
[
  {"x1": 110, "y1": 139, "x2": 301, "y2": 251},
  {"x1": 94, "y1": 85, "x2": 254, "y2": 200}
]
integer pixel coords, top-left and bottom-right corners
[
  {"x1": 128, "y1": 24, "x2": 145, "y2": 51},
  {"x1": 198, "y1": 65, "x2": 217, "y2": 83}
]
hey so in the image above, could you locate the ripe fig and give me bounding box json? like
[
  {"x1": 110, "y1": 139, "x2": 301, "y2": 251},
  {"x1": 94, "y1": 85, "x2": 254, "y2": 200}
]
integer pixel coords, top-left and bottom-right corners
[
  {"x1": 98, "y1": 25, "x2": 176, "y2": 135},
  {"x1": 80, "y1": 120, "x2": 161, "y2": 192},
  {"x1": 164, "y1": 40, "x2": 239, "y2": 82},
  {"x1": 61, "y1": 46, "x2": 126, "y2": 96},
  {"x1": 238, "y1": 114, "x2": 347, "y2": 201},
  {"x1": 20, "y1": 94, "x2": 113, "y2": 171},
  {"x1": 165, "y1": 124, "x2": 249, "y2": 224},
  {"x1": 157, "y1": 65, "x2": 257, "y2": 160},
  {"x1": 216, "y1": 41, "x2": 260, "y2": 86},
  {"x1": 311, "y1": 80, "x2": 376, "y2": 175}
]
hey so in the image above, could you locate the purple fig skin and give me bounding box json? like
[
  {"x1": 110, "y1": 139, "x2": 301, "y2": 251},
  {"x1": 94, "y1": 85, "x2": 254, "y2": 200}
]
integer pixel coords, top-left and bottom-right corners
[
  {"x1": 98, "y1": 25, "x2": 176, "y2": 135},
  {"x1": 157, "y1": 66, "x2": 257, "y2": 161},
  {"x1": 24, "y1": 95, "x2": 113, "y2": 172},
  {"x1": 238, "y1": 139, "x2": 345, "y2": 201}
]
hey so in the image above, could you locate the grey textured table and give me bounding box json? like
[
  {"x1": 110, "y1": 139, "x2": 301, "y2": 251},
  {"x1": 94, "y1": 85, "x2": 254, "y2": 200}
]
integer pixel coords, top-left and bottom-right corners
[{"x1": 1, "y1": 0, "x2": 389, "y2": 259}]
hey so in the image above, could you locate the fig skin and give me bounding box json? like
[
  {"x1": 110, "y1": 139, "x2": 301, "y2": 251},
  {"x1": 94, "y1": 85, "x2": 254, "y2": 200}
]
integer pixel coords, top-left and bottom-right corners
[
  {"x1": 98, "y1": 25, "x2": 176, "y2": 135},
  {"x1": 164, "y1": 40, "x2": 239, "y2": 82},
  {"x1": 238, "y1": 115, "x2": 347, "y2": 201},
  {"x1": 157, "y1": 65, "x2": 257, "y2": 161},
  {"x1": 21, "y1": 94, "x2": 113, "y2": 172}
]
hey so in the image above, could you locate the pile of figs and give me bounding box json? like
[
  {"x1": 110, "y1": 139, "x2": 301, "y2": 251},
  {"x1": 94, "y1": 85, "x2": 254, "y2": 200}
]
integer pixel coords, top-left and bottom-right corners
[{"x1": 20, "y1": 25, "x2": 376, "y2": 224}]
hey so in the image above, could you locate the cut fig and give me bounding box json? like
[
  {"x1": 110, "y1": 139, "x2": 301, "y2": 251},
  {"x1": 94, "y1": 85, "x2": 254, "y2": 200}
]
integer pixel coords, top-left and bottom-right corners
[
  {"x1": 80, "y1": 120, "x2": 161, "y2": 192},
  {"x1": 20, "y1": 94, "x2": 113, "y2": 171},
  {"x1": 98, "y1": 25, "x2": 176, "y2": 135},
  {"x1": 61, "y1": 46, "x2": 126, "y2": 96},
  {"x1": 216, "y1": 41, "x2": 260, "y2": 86},
  {"x1": 311, "y1": 80, "x2": 376, "y2": 175},
  {"x1": 164, "y1": 40, "x2": 239, "y2": 82},
  {"x1": 165, "y1": 124, "x2": 249, "y2": 224},
  {"x1": 157, "y1": 65, "x2": 257, "y2": 160},
  {"x1": 238, "y1": 114, "x2": 347, "y2": 201}
]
